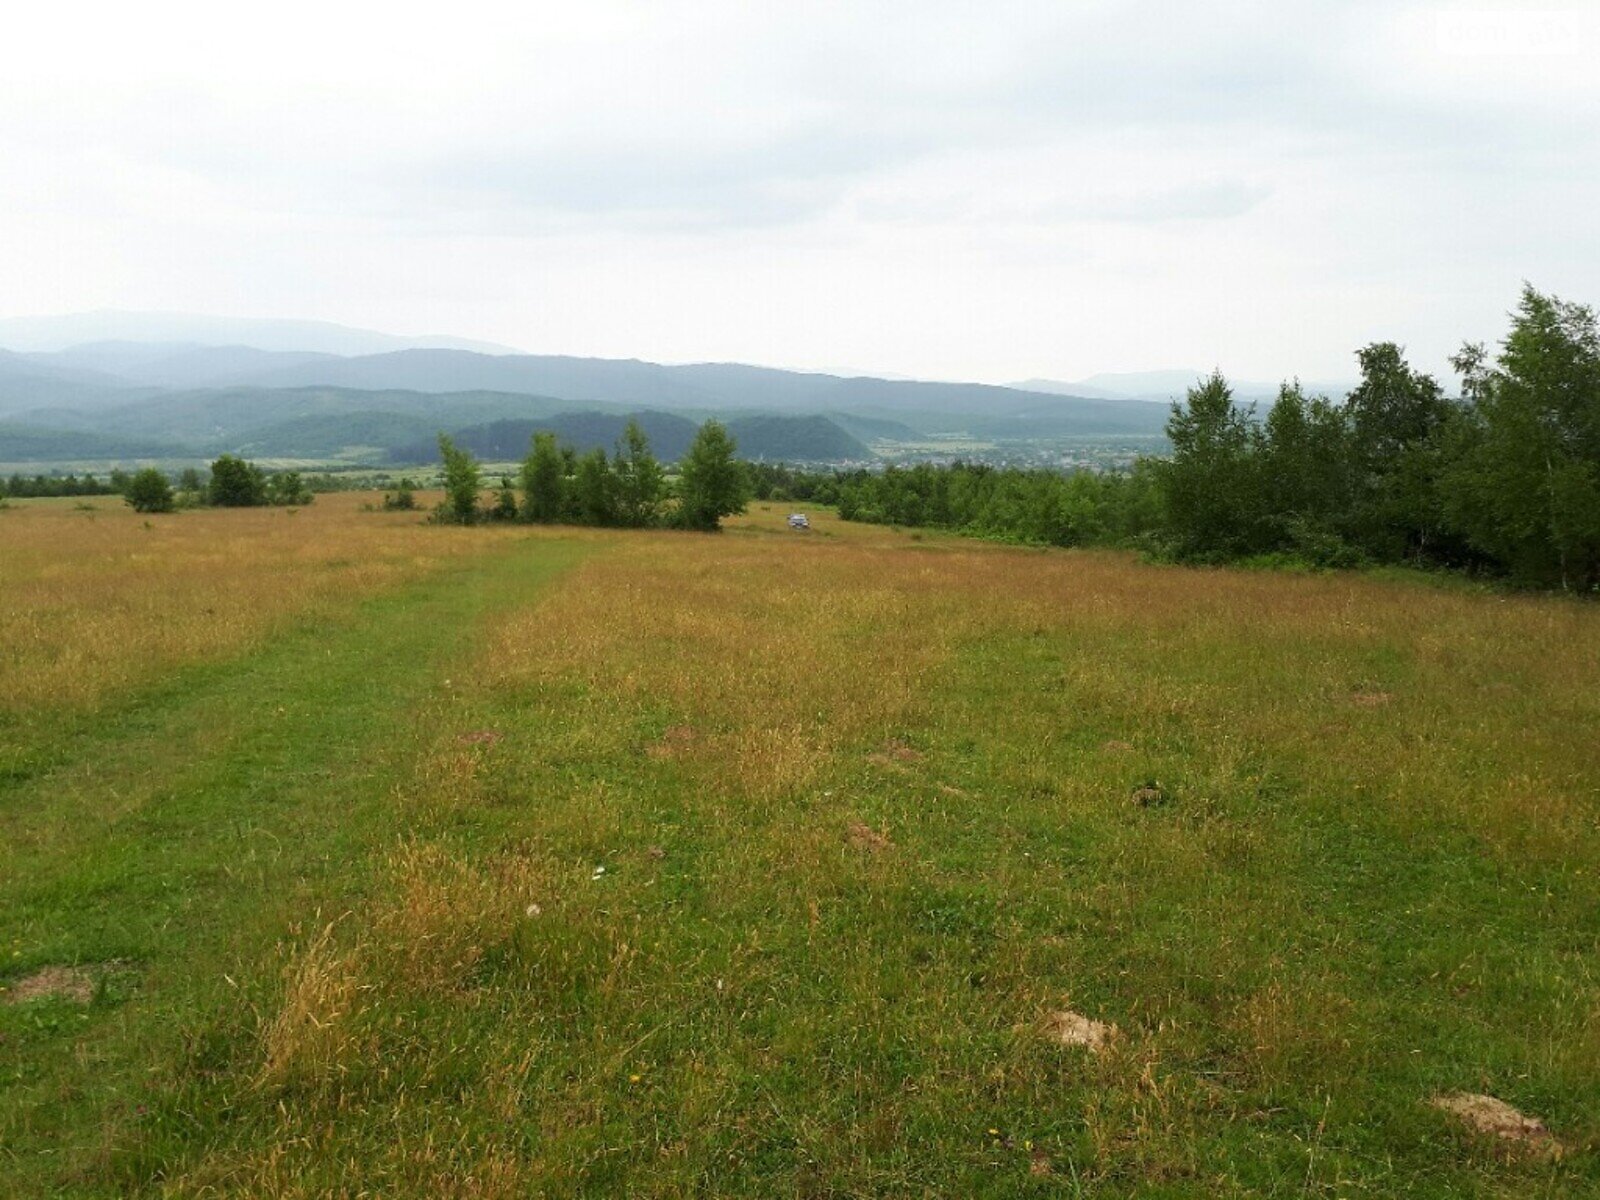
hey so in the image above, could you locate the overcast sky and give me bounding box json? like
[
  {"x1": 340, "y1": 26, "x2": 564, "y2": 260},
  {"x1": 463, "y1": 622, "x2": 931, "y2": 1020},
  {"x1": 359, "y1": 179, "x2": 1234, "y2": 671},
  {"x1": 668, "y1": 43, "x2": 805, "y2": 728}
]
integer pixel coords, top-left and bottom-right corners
[{"x1": 3, "y1": 1, "x2": 1596, "y2": 383}]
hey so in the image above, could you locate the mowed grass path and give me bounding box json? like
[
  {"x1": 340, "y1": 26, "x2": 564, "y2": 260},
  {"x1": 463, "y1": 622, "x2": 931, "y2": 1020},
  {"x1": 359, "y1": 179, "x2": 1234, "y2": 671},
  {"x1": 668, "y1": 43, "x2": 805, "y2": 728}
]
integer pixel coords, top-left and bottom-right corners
[
  {"x1": 2, "y1": 500, "x2": 1598, "y2": 1197},
  {"x1": 1, "y1": 516, "x2": 591, "y2": 1194}
]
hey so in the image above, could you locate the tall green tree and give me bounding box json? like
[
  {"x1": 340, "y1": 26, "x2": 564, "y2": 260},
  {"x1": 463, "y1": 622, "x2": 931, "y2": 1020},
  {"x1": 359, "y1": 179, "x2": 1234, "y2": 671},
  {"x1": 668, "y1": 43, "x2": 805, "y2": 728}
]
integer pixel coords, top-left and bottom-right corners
[
  {"x1": 676, "y1": 420, "x2": 750, "y2": 531},
  {"x1": 436, "y1": 434, "x2": 482, "y2": 525},
  {"x1": 1157, "y1": 372, "x2": 1263, "y2": 559},
  {"x1": 1440, "y1": 286, "x2": 1600, "y2": 588},
  {"x1": 1259, "y1": 382, "x2": 1356, "y2": 560},
  {"x1": 612, "y1": 418, "x2": 666, "y2": 527},
  {"x1": 124, "y1": 468, "x2": 175, "y2": 514},
  {"x1": 572, "y1": 448, "x2": 619, "y2": 525},
  {"x1": 265, "y1": 471, "x2": 313, "y2": 506},
  {"x1": 490, "y1": 475, "x2": 519, "y2": 521},
  {"x1": 207, "y1": 455, "x2": 267, "y2": 507},
  {"x1": 520, "y1": 432, "x2": 566, "y2": 523},
  {"x1": 1344, "y1": 343, "x2": 1453, "y2": 560}
]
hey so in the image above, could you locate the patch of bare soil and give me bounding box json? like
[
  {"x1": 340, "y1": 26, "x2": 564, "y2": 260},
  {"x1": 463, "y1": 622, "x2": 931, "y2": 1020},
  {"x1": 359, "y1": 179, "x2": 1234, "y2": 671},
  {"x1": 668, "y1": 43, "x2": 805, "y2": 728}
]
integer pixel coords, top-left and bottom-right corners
[
  {"x1": 1350, "y1": 690, "x2": 1393, "y2": 708},
  {"x1": 1432, "y1": 1093, "x2": 1560, "y2": 1154},
  {"x1": 1028, "y1": 1151, "x2": 1054, "y2": 1177},
  {"x1": 847, "y1": 821, "x2": 893, "y2": 852},
  {"x1": 1131, "y1": 782, "x2": 1168, "y2": 807},
  {"x1": 3, "y1": 965, "x2": 97, "y2": 1005},
  {"x1": 1045, "y1": 1008, "x2": 1118, "y2": 1053},
  {"x1": 646, "y1": 724, "x2": 698, "y2": 760},
  {"x1": 456, "y1": 729, "x2": 503, "y2": 747},
  {"x1": 867, "y1": 738, "x2": 922, "y2": 768},
  {"x1": 1102, "y1": 739, "x2": 1134, "y2": 753}
]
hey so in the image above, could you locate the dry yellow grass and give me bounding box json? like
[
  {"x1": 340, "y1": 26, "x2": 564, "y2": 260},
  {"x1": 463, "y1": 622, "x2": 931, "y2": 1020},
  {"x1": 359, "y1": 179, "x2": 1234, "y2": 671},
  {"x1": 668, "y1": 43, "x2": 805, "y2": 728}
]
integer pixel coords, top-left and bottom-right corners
[
  {"x1": 9, "y1": 500, "x2": 1598, "y2": 1196},
  {"x1": 153, "y1": 504, "x2": 1600, "y2": 1195},
  {"x1": 0, "y1": 492, "x2": 526, "y2": 714}
]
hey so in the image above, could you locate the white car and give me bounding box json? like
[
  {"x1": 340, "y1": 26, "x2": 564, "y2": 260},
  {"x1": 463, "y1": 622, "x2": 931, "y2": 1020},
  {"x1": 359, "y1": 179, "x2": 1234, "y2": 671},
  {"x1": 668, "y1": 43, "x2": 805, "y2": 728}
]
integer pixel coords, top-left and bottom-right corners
[{"x1": 787, "y1": 513, "x2": 811, "y2": 529}]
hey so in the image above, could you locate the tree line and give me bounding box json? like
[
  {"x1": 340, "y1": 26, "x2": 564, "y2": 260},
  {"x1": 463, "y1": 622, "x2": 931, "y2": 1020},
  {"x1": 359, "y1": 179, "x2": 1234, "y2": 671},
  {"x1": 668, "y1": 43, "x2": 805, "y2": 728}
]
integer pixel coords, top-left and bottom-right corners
[
  {"x1": 0, "y1": 457, "x2": 316, "y2": 513},
  {"x1": 427, "y1": 417, "x2": 750, "y2": 531},
  {"x1": 823, "y1": 285, "x2": 1600, "y2": 590}
]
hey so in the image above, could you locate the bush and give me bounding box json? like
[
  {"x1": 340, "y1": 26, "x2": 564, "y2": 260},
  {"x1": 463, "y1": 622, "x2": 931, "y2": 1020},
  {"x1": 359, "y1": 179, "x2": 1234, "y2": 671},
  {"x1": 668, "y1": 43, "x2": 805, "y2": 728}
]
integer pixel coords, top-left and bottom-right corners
[
  {"x1": 676, "y1": 420, "x2": 750, "y2": 531},
  {"x1": 382, "y1": 479, "x2": 419, "y2": 511},
  {"x1": 265, "y1": 471, "x2": 313, "y2": 506},
  {"x1": 208, "y1": 455, "x2": 267, "y2": 507},
  {"x1": 124, "y1": 468, "x2": 176, "y2": 514},
  {"x1": 434, "y1": 435, "x2": 482, "y2": 524}
]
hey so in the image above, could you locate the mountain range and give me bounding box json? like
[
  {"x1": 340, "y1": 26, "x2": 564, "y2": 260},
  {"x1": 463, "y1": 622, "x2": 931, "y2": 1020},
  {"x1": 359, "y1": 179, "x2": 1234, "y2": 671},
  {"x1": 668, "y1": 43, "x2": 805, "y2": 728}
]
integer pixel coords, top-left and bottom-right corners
[
  {"x1": 1012, "y1": 371, "x2": 1357, "y2": 403},
  {"x1": 0, "y1": 313, "x2": 1172, "y2": 467}
]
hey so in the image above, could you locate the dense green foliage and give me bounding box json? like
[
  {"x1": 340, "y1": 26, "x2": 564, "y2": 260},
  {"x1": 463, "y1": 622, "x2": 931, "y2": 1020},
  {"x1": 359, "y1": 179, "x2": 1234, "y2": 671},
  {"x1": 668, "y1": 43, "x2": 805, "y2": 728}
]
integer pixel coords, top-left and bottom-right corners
[
  {"x1": 3, "y1": 462, "x2": 311, "y2": 511},
  {"x1": 519, "y1": 431, "x2": 567, "y2": 523},
  {"x1": 391, "y1": 411, "x2": 870, "y2": 467},
  {"x1": 2, "y1": 472, "x2": 121, "y2": 498},
  {"x1": 434, "y1": 435, "x2": 484, "y2": 525},
  {"x1": 833, "y1": 286, "x2": 1600, "y2": 590},
  {"x1": 676, "y1": 420, "x2": 751, "y2": 531},
  {"x1": 437, "y1": 417, "x2": 747, "y2": 531},
  {"x1": 204, "y1": 455, "x2": 311, "y2": 509},
  {"x1": 123, "y1": 468, "x2": 176, "y2": 514},
  {"x1": 206, "y1": 455, "x2": 268, "y2": 507},
  {"x1": 379, "y1": 478, "x2": 419, "y2": 511},
  {"x1": 834, "y1": 461, "x2": 1162, "y2": 548}
]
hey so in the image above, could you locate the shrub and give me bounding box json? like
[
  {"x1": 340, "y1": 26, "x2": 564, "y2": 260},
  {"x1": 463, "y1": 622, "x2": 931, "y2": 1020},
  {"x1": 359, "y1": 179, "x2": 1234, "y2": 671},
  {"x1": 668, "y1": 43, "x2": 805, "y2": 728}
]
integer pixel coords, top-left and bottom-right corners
[
  {"x1": 676, "y1": 420, "x2": 750, "y2": 531},
  {"x1": 208, "y1": 455, "x2": 267, "y2": 507},
  {"x1": 266, "y1": 471, "x2": 313, "y2": 507},
  {"x1": 434, "y1": 435, "x2": 482, "y2": 525},
  {"x1": 382, "y1": 479, "x2": 419, "y2": 511},
  {"x1": 124, "y1": 468, "x2": 176, "y2": 514}
]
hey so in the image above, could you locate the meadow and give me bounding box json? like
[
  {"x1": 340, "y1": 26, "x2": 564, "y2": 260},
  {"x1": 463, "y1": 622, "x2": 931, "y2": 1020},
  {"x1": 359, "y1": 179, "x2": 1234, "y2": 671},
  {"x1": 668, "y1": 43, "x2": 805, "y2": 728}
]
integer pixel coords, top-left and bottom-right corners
[{"x1": 1, "y1": 494, "x2": 1597, "y2": 1197}]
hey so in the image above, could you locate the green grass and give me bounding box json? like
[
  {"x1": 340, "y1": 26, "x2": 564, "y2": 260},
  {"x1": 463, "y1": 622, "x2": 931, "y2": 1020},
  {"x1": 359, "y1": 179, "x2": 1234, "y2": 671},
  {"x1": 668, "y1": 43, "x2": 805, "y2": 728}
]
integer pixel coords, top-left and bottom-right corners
[
  {"x1": 0, "y1": 533, "x2": 590, "y2": 1194},
  {"x1": 2, "y1": 509, "x2": 1597, "y2": 1197}
]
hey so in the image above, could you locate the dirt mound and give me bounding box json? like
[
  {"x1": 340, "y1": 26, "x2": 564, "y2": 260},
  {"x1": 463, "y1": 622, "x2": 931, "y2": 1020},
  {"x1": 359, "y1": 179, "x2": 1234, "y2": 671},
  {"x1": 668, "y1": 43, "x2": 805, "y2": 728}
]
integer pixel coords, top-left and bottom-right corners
[
  {"x1": 1350, "y1": 690, "x2": 1393, "y2": 708},
  {"x1": 1102, "y1": 739, "x2": 1133, "y2": 753},
  {"x1": 1131, "y1": 781, "x2": 1168, "y2": 807},
  {"x1": 4, "y1": 965, "x2": 97, "y2": 1005},
  {"x1": 456, "y1": 729, "x2": 503, "y2": 747},
  {"x1": 1432, "y1": 1092, "x2": 1559, "y2": 1153},
  {"x1": 847, "y1": 821, "x2": 893, "y2": 852},
  {"x1": 646, "y1": 725, "x2": 698, "y2": 760},
  {"x1": 867, "y1": 738, "x2": 922, "y2": 768},
  {"x1": 1045, "y1": 1008, "x2": 1117, "y2": 1053}
]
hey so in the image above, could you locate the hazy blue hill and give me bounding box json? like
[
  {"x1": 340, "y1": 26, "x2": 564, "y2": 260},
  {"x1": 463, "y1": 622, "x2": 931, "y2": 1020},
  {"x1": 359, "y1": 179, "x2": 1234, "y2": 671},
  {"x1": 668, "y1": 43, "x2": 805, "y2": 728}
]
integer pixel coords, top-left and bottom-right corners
[
  {"x1": 0, "y1": 422, "x2": 175, "y2": 462},
  {"x1": 232, "y1": 411, "x2": 441, "y2": 459},
  {"x1": 206, "y1": 349, "x2": 1170, "y2": 429},
  {"x1": 394, "y1": 412, "x2": 699, "y2": 464},
  {"x1": 1017, "y1": 371, "x2": 1358, "y2": 404},
  {"x1": 391, "y1": 411, "x2": 870, "y2": 465},
  {"x1": 724, "y1": 414, "x2": 870, "y2": 461},
  {"x1": 87, "y1": 387, "x2": 592, "y2": 446},
  {"x1": 0, "y1": 311, "x2": 520, "y2": 355},
  {"x1": 0, "y1": 350, "x2": 148, "y2": 416},
  {"x1": 27, "y1": 342, "x2": 343, "y2": 389},
  {"x1": 825, "y1": 412, "x2": 926, "y2": 442},
  {"x1": 243, "y1": 350, "x2": 716, "y2": 408},
  {"x1": 1008, "y1": 377, "x2": 1127, "y2": 400}
]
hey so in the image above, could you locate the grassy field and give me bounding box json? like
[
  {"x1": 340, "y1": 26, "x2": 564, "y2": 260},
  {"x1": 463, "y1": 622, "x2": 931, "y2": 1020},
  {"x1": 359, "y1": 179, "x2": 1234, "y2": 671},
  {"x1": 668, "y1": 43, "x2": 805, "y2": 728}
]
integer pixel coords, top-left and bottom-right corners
[{"x1": 2, "y1": 495, "x2": 1597, "y2": 1197}]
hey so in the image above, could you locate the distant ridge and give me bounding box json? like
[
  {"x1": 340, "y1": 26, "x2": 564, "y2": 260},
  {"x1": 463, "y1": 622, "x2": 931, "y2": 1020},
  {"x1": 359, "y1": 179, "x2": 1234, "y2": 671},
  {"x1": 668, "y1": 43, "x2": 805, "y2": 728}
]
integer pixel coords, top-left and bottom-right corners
[
  {"x1": 1012, "y1": 371, "x2": 1357, "y2": 403},
  {"x1": 0, "y1": 317, "x2": 1174, "y2": 466},
  {"x1": 0, "y1": 311, "x2": 523, "y2": 356}
]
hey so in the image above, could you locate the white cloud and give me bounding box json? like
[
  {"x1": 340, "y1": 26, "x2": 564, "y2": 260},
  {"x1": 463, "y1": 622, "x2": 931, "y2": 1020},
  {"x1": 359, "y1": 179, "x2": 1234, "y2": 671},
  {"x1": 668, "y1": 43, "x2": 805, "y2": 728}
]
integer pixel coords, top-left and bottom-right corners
[{"x1": 0, "y1": 0, "x2": 1596, "y2": 381}]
